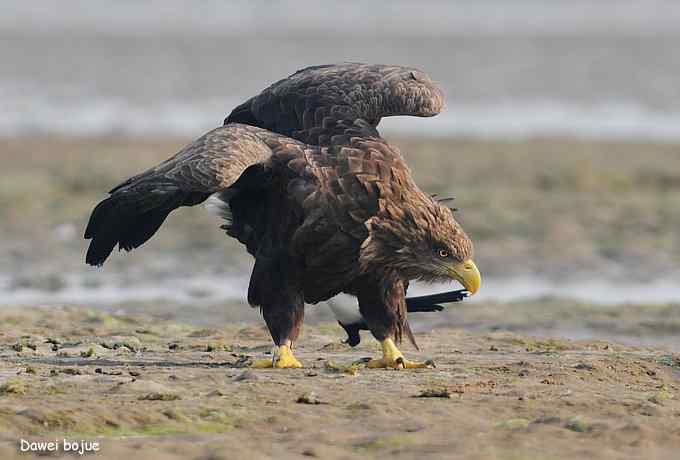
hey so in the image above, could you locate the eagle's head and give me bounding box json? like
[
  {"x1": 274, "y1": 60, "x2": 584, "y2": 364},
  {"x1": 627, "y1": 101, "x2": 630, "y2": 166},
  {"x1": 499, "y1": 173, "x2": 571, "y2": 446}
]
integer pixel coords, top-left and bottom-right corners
[{"x1": 360, "y1": 198, "x2": 481, "y2": 295}]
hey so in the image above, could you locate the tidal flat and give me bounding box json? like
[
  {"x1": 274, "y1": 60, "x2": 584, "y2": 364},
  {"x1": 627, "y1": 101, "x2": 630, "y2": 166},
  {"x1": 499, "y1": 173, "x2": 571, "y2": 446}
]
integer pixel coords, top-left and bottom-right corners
[{"x1": 0, "y1": 305, "x2": 679, "y2": 460}]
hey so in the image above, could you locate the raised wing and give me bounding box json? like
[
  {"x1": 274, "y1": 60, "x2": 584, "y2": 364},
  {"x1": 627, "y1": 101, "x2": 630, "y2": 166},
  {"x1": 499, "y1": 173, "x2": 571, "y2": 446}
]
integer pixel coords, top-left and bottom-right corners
[
  {"x1": 84, "y1": 123, "x2": 298, "y2": 266},
  {"x1": 225, "y1": 63, "x2": 445, "y2": 145}
]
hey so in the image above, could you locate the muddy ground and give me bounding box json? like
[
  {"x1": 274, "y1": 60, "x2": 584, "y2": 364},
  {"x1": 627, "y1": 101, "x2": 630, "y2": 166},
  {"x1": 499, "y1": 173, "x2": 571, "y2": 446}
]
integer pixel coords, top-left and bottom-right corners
[{"x1": 0, "y1": 305, "x2": 678, "y2": 460}]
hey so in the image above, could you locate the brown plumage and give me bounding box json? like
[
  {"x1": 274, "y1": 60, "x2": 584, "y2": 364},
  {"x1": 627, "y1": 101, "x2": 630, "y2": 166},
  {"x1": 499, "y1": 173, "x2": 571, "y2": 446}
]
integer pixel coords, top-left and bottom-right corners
[
  {"x1": 225, "y1": 63, "x2": 445, "y2": 146},
  {"x1": 85, "y1": 63, "x2": 480, "y2": 367}
]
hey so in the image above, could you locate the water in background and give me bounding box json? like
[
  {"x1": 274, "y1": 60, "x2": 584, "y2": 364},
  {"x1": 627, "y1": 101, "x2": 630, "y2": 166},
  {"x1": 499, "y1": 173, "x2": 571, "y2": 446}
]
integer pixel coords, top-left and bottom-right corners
[{"x1": 1, "y1": 0, "x2": 679, "y2": 140}]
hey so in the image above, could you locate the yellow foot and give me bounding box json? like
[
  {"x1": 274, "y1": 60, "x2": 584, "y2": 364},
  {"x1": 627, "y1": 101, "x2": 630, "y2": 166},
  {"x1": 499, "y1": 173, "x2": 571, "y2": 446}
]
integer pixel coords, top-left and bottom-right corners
[
  {"x1": 366, "y1": 338, "x2": 435, "y2": 369},
  {"x1": 251, "y1": 345, "x2": 303, "y2": 369}
]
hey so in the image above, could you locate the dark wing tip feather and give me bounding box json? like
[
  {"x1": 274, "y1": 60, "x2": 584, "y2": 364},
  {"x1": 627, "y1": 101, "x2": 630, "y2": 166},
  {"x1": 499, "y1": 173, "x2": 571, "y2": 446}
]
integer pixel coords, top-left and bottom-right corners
[
  {"x1": 84, "y1": 196, "x2": 121, "y2": 266},
  {"x1": 84, "y1": 192, "x2": 175, "y2": 266}
]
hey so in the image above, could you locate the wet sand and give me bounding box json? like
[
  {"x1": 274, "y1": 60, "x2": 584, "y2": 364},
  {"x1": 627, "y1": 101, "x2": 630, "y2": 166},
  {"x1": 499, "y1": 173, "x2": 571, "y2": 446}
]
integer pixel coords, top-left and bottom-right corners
[{"x1": 0, "y1": 305, "x2": 679, "y2": 459}]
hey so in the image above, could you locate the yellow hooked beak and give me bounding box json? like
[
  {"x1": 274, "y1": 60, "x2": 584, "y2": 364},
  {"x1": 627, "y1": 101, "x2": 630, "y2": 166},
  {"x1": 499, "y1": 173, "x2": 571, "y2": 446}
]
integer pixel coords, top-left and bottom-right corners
[{"x1": 448, "y1": 259, "x2": 481, "y2": 295}]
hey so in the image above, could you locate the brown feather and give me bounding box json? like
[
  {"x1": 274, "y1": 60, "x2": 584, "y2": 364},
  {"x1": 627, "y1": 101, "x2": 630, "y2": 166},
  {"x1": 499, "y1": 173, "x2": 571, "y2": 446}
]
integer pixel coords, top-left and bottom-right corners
[{"x1": 86, "y1": 63, "x2": 474, "y2": 355}]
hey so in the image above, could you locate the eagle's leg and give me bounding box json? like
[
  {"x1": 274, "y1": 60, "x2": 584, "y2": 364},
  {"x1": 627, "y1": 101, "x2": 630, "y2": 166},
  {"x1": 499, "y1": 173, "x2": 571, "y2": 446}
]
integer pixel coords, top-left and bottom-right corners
[
  {"x1": 358, "y1": 276, "x2": 434, "y2": 370},
  {"x1": 251, "y1": 281, "x2": 305, "y2": 369},
  {"x1": 366, "y1": 338, "x2": 431, "y2": 369},
  {"x1": 252, "y1": 343, "x2": 302, "y2": 369}
]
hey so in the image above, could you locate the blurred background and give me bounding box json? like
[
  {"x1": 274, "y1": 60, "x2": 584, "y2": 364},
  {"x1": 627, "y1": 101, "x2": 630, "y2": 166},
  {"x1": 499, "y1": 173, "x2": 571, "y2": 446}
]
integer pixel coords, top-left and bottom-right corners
[{"x1": 1, "y1": 1, "x2": 679, "y2": 347}]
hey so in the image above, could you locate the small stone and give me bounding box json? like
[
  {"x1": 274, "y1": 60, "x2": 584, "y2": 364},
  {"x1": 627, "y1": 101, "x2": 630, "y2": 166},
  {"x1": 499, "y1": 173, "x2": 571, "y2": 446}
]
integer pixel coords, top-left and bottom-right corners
[
  {"x1": 95, "y1": 368, "x2": 123, "y2": 376},
  {"x1": 415, "y1": 388, "x2": 451, "y2": 398},
  {"x1": 565, "y1": 416, "x2": 592, "y2": 432},
  {"x1": 203, "y1": 342, "x2": 232, "y2": 353},
  {"x1": 101, "y1": 336, "x2": 141, "y2": 352},
  {"x1": 60, "y1": 368, "x2": 82, "y2": 376},
  {"x1": 574, "y1": 363, "x2": 594, "y2": 370},
  {"x1": 139, "y1": 392, "x2": 181, "y2": 401},
  {"x1": 80, "y1": 347, "x2": 96, "y2": 358},
  {"x1": 297, "y1": 392, "x2": 326, "y2": 405}
]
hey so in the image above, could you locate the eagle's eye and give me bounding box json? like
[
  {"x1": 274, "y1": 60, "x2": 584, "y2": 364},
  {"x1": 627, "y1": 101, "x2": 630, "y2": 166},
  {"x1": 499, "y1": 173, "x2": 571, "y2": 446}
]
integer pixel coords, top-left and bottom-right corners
[{"x1": 438, "y1": 249, "x2": 449, "y2": 258}]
